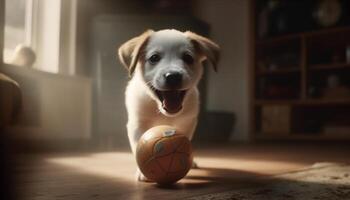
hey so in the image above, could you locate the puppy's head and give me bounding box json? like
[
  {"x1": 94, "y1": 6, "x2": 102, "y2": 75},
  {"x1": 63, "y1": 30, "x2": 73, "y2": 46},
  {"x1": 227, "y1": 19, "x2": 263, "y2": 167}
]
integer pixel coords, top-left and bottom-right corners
[{"x1": 118, "y1": 29, "x2": 220, "y2": 116}]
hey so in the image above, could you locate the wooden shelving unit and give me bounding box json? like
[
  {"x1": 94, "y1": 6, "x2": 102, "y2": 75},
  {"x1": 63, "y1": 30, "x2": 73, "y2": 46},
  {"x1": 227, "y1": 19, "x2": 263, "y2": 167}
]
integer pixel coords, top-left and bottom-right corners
[
  {"x1": 257, "y1": 67, "x2": 300, "y2": 75},
  {"x1": 256, "y1": 26, "x2": 350, "y2": 46},
  {"x1": 255, "y1": 99, "x2": 350, "y2": 106},
  {"x1": 249, "y1": 0, "x2": 350, "y2": 140},
  {"x1": 309, "y1": 63, "x2": 350, "y2": 70}
]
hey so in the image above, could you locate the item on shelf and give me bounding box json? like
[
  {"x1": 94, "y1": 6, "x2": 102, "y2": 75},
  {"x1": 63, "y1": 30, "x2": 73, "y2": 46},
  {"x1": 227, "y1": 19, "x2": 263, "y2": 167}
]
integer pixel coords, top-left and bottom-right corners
[
  {"x1": 346, "y1": 45, "x2": 350, "y2": 63},
  {"x1": 327, "y1": 74, "x2": 340, "y2": 88},
  {"x1": 323, "y1": 74, "x2": 350, "y2": 99},
  {"x1": 262, "y1": 105, "x2": 291, "y2": 134},
  {"x1": 276, "y1": 15, "x2": 287, "y2": 34},
  {"x1": 268, "y1": 52, "x2": 300, "y2": 69},
  {"x1": 313, "y1": 0, "x2": 342, "y2": 27},
  {"x1": 323, "y1": 125, "x2": 350, "y2": 136},
  {"x1": 309, "y1": 49, "x2": 334, "y2": 65},
  {"x1": 258, "y1": 5, "x2": 269, "y2": 39},
  {"x1": 304, "y1": 119, "x2": 322, "y2": 133},
  {"x1": 323, "y1": 118, "x2": 350, "y2": 136},
  {"x1": 308, "y1": 86, "x2": 322, "y2": 98},
  {"x1": 323, "y1": 87, "x2": 350, "y2": 99},
  {"x1": 264, "y1": 85, "x2": 298, "y2": 99},
  {"x1": 331, "y1": 50, "x2": 342, "y2": 63},
  {"x1": 266, "y1": 0, "x2": 282, "y2": 36},
  {"x1": 268, "y1": 63, "x2": 278, "y2": 71},
  {"x1": 266, "y1": 0, "x2": 315, "y2": 36}
]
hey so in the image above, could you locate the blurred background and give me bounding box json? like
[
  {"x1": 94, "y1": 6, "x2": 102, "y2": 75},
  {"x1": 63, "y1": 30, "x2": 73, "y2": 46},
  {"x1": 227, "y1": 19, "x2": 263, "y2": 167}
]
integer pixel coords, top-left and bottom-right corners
[
  {"x1": 1, "y1": 0, "x2": 350, "y2": 199},
  {"x1": 1, "y1": 0, "x2": 248, "y2": 151}
]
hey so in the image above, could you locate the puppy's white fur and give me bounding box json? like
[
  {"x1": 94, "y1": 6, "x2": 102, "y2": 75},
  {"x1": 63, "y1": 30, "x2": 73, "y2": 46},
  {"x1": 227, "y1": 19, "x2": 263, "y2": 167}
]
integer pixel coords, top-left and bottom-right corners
[{"x1": 118, "y1": 29, "x2": 219, "y2": 181}]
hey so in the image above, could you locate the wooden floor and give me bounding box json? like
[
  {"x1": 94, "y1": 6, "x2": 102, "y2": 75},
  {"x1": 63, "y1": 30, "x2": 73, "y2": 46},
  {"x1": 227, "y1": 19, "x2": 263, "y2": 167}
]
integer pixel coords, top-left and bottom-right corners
[{"x1": 13, "y1": 142, "x2": 350, "y2": 200}]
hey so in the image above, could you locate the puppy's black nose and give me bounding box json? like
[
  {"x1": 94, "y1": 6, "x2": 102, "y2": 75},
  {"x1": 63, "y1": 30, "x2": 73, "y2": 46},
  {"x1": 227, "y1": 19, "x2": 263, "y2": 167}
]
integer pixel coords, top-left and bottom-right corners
[{"x1": 165, "y1": 72, "x2": 182, "y2": 88}]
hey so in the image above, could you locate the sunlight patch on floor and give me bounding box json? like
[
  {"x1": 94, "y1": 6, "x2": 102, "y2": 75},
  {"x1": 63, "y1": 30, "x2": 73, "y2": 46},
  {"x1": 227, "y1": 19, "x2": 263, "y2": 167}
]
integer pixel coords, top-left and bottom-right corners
[
  {"x1": 46, "y1": 152, "x2": 136, "y2": 181},
  {"x1": 45, "y1": 152, "x2": 305, "y2": 184}
]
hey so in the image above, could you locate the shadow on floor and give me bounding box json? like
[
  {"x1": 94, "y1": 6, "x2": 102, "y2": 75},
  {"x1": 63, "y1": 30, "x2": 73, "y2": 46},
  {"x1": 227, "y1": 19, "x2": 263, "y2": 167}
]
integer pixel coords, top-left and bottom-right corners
[{"x1": 185, "y1": 164, "x2": 350, "y2": 200}]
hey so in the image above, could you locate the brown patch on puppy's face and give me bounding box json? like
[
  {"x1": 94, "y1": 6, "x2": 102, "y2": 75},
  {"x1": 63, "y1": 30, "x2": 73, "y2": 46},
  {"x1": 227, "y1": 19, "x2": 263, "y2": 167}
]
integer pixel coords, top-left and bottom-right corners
[{"x1": 118, "y1": 30, "x2": 154, "y2": 76}]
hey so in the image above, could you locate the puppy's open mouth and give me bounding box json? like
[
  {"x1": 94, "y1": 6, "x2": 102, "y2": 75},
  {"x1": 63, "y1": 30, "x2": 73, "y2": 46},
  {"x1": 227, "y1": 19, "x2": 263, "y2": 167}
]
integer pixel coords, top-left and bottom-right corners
[{"x1": 154, "y1": 90, "x2": 186, "y2": 114}]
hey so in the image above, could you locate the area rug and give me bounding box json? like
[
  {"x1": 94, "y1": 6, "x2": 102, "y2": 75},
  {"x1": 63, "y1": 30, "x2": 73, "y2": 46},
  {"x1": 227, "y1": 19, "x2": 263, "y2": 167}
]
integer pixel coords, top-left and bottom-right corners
[{"x1": 187, "y1": 163, "x2": 350, "y2": 200}]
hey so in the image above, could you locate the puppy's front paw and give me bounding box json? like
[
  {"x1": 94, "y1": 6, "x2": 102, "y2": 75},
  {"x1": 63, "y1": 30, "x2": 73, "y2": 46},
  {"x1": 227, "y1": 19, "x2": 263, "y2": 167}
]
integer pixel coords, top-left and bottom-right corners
[{"x1": 135, "y1": 170, "x2": 153, "y2": 182}]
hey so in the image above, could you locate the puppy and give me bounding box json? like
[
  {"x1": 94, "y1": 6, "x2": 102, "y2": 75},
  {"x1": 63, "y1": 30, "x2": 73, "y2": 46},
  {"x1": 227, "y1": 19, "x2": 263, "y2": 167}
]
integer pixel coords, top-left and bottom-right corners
[{"x1": 118, "y1": 29, "x2": 219, "y2": 181}]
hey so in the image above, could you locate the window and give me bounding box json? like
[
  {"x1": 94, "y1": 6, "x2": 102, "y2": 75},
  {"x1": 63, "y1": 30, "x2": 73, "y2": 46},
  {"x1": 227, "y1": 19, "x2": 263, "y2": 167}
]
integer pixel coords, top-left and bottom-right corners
[
  {"x1": 3, "y1": 0, "x2": 31, "y2": 64},
  {"x1": 3, "y1": 0, "x2": 76, "y2": 75}
]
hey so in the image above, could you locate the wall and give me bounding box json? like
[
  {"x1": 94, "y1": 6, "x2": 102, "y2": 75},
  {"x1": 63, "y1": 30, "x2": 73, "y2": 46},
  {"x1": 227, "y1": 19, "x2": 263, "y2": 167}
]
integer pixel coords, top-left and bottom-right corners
[
  {"x1": 75, "y1": 0, "x2": 195, "y2": 76},
  {"x1": 59, "y1": 0, "x2": 77, "y2": 75},
  {"x1": 0, "y1": 0, "x2": 3, "y2": 63},
  {"x1": 2, "y1": 64, "x2": 92, "y2": 140},
  {"x1": 76, "y1": 0, "x2": 150, "y2": 76},
  {"x1": 194, "y1": 0, "x2": 250, "y2": 140}
]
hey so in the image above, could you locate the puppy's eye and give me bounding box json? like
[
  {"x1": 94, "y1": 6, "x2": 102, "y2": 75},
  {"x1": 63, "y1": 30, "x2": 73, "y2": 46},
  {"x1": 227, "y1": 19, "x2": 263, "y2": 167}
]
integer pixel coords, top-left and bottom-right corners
[
  {"x1": 148, "y1": 54, "x2": 161, "y2": 64},
  {"x1": 182, "y1": 53, "x2": 194, "y2": 65}
]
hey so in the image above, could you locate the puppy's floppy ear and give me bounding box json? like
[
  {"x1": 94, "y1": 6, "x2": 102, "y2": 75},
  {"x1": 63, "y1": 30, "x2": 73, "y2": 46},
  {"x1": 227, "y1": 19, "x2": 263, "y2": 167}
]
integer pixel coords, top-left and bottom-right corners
[
  {"x1": 185, "y1": 31, "x2": 220, "y2": 72},
  {"x1": 118, "y1": 30, "x2": 154, "y2": 76}
]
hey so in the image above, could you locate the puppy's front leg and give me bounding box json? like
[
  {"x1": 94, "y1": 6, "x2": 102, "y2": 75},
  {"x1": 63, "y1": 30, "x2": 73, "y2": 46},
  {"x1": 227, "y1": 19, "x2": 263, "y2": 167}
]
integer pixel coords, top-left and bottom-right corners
[
  {"x1": 127, "y1": 123, "x2": 153, "y2": 182},
  {"x1": 182, "y1": 118, "x2": 199, "y2": 169},
  {"x1": 127, "y1": 127, "x2": 141, "y2": 155}
]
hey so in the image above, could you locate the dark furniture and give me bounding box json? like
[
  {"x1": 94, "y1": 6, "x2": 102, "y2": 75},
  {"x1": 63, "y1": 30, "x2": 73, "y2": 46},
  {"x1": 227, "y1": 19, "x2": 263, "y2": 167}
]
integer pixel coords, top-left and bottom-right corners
[{"x1": 250, "y1": 0, "x2": 350, "y2": 140}]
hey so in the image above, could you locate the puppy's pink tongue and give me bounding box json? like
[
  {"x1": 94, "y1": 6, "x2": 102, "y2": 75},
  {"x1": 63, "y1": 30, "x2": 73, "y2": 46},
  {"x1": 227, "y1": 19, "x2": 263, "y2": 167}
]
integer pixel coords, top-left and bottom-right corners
[
  {"x1": 161, "y1": 91, "x2": 185, "y2": 114},
  {"x1": 163, "y1": 99, "x2": 182, "y2": 114}
]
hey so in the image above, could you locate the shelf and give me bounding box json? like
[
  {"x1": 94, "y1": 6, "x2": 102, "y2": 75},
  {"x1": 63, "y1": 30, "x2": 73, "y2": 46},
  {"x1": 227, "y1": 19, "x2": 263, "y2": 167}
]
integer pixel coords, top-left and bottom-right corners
[
  {"x1": 256, "y1": 34, "x2": 300, "y2": 46},
  {"x1": 255, "y1": 99, "x2": 350, "y2": 106},
  {"x1": 304, "y1": 26, "x2": 350, "y2": 38},
  {"x1": 256, "y1": 26, "x2": 350, "y2": 46},
  {"x1": 309, "y1": 63, "x2": 350, "y2": 71},
  {"x1": 255, "y1": 133, "x2": 350, "y2": 141},
  {"x1": 251, "y1": 1, "x2": 350, "y2": 141},
  {"x1": 257, "y1": 67, "x2": 300, "y2": 75}
]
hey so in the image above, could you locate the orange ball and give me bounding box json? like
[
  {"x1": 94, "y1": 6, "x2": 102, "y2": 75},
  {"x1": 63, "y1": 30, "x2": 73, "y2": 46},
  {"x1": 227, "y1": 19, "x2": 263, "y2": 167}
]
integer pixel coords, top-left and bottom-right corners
[{"x1": 136, "y1": 125, "x2": 193, "y2": 184}]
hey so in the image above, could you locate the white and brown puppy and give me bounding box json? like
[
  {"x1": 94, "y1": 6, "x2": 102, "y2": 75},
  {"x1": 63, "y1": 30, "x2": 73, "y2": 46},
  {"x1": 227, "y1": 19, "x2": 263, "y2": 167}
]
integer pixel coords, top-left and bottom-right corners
[{"x1": 118, "y1": 29, "x2": 219, "y2": 181}]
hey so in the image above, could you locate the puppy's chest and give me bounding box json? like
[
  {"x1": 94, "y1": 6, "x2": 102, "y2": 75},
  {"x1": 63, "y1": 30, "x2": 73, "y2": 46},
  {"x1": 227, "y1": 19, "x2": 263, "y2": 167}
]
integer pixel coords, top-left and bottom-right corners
[
  {"x1": 135, "y1": 100, "x2": 185, "y2": 126},
  {"x1": 143, "y1": 115, "x2": 186, "y2": 131},
  {"x1": 138, "y1": 101, "x2": 176, "y2": 124}
]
